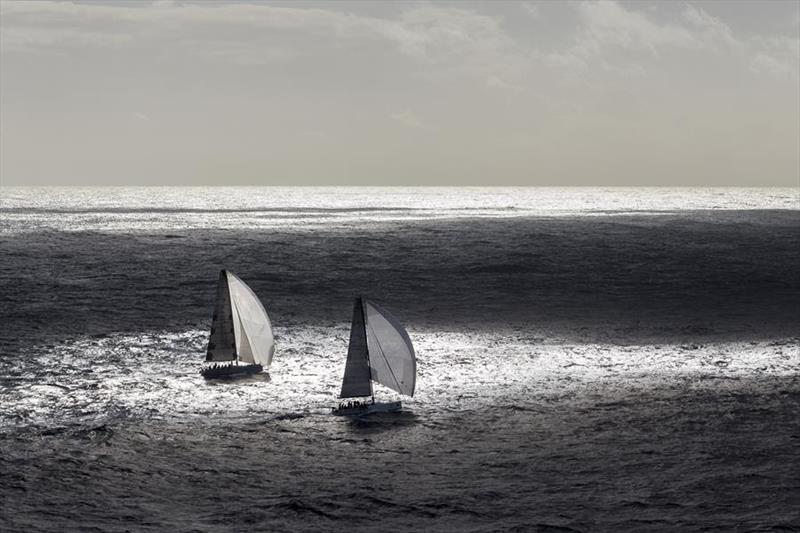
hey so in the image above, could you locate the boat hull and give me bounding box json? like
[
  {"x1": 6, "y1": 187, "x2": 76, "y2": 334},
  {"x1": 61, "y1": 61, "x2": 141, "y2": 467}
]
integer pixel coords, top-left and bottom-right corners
[
  {"x1": 201, "y1": 363, "x2": 263, "y2": 379},
  {"x1": 332, "y1": 401, "x2": 402, "y2": 416}
]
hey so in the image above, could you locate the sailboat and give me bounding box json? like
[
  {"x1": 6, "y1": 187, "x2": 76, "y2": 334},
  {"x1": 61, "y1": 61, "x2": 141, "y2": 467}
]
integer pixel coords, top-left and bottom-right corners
[
  {"x1": 201, "y1": 270, "x2": 274, "y2": 379},
  {"x1": 333, "y1": 296, "x2": 416, "y2": 415}
]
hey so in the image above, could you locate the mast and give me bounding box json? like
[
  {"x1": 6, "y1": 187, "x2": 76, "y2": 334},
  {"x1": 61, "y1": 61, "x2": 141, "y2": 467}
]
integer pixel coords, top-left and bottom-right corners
[
  {"x1": 235, "y1": 285, "x2": 239, "y2": 366},
  {"x1": 358, "y1": 295, "x2": 375, "y2": 403},
  {"x1": 360, "y1": 296, "x2": 375, "y2": 405},
  {"x1": 227, "y1": 269, "x2": 239, "y2": 366},
  {"x1": 234, "y1": 277, "x2": 238, "y2": 366}
]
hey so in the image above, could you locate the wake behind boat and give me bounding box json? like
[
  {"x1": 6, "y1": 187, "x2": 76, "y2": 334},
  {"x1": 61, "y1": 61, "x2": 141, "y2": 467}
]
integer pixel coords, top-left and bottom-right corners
[
  {"x1": 333, "y1": 296, "x2": 416, "y2": 415},
  {"x1": 201, "y1": 270, "x2": 274, "y2": 379}
]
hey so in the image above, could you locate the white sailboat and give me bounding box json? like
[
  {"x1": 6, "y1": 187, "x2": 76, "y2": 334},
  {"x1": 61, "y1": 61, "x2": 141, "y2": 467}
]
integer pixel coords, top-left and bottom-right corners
[
  {"x1": 333, "y1": 296, "x2": 416, "y2": 415},
  {"x1": 201, "y1": 270, "x2": 274, "y2": 379}
]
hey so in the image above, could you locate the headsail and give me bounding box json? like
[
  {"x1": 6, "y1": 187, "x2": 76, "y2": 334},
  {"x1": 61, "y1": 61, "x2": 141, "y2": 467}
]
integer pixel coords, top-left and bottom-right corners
[
  {"x1": 363, "y1": 299, "x2": 416, "y2": 396},
  {"x1": 206, "y1": 271, "x2": 237, "y2": 362},
  {"x1": 226, "y1": 271, "x2": 275, "y2": 368},
  {"x1": 340, "y1": 297, "x2": 373, "y2": 398}
]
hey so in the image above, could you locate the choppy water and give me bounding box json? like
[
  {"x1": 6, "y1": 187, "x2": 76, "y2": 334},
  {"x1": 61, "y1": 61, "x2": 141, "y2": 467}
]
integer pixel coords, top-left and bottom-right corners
[{"x1": 1, "y1": 187, "x2": 798, "y2": 532}]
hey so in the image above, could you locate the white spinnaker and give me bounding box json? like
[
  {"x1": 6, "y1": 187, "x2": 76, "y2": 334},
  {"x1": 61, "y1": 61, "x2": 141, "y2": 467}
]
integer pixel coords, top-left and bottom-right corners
[
  {"x1": 236, "y1": 324, "x2": 256, "y2": 365},
  {"x1": 226, "y1": 271, "x2": 275, "y2": 367},
  {"x1": 363, "y1": 300, "x2": 416, "y2": 396}
]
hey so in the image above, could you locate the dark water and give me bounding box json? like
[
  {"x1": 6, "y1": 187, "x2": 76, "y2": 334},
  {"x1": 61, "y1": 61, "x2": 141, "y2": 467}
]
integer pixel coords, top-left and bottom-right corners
[{"x1": 1, "y1": 188, "x2": 799, "y2": 532}]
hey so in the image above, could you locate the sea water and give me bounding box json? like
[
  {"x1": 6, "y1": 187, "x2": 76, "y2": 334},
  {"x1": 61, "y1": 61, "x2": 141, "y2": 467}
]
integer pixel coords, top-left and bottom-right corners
[{"x1": 1, "y1": 187, "x2": 798, "y2": 532}]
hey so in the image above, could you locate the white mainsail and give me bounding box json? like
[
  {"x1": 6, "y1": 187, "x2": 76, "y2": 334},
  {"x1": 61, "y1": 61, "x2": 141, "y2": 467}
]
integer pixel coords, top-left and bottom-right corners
[
  {"x1": 206, "y1": 270, "x2": 274, "y2": 367},
  {"x1": 339, "y1": 297, "x2": 416, "y2": 399}
]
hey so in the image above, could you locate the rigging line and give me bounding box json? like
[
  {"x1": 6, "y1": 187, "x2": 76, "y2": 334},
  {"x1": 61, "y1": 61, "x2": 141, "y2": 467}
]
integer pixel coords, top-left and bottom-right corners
[
  {"x1": 359, "y1": 298, "x2": 374, "y2": 399},
  {"x1": 362, "y1": 301, "x2": 374, "y2": 386}
]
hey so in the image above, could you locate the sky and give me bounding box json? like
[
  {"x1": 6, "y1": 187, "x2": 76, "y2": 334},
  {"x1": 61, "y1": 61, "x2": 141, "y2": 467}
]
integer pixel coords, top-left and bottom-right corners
[{"x1": 0, "y1": 0, "x2": 798, "y2": 186}]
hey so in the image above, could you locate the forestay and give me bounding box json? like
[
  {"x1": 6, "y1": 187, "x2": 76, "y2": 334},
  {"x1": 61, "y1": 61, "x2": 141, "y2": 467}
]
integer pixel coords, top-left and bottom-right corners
[{"x1": 363, "y1": 299, "x2": 416, "y2": 396}]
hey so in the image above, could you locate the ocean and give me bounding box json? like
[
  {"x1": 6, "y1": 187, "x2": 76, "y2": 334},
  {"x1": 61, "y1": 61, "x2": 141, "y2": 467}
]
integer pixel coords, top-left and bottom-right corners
[{"x1": 1, "y1": 187, "x2": 798, "y2": 532}]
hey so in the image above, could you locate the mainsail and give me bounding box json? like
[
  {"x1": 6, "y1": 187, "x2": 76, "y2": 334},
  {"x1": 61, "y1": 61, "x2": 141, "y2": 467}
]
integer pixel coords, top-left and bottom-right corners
[
  {"x1": 206, "y1": 271, "x2": 237, "y2": 362},
  {"x1": 339, "y1": 297, "x2": 416, "y2": 398},
  {"x1": 339, "y1": 298, "x2": 373, "y2": 398},
  {"x1": 206, "y1": 270, "x2": 274, "y2": 367}
]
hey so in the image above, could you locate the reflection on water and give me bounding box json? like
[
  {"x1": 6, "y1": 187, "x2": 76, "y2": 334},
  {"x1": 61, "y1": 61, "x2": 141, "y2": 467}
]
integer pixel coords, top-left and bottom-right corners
[
  {"x1": 2, "y1": 326, "x2": 797, "y2": 430},
  {"x1": 2, "y1": 186, "x2": 797, "y2": 233},
  {"x1": 345, "y1": 411, "x2": 421, "y2": 433}
]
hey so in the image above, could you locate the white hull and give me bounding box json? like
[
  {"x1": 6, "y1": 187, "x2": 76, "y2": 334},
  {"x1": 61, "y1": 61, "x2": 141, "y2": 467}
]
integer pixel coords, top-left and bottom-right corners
[{"x1": 332, "y1": 400, "x2": 402, "y2": 416}]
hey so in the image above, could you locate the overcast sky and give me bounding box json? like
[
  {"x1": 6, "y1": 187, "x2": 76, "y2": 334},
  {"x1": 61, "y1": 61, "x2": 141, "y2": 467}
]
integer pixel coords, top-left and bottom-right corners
[{"x1": 1, "y1": 0, "x2": 798, "y2": 186}]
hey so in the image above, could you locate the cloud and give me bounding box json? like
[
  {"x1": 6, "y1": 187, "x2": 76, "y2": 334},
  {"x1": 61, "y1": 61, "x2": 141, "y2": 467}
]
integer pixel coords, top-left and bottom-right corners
[
  {"x1": 521, "y1": 3, "x2": 540, "y2": 19},
  {"x1": 601, "y1": 61, "x2": 647, "y2": 78},
  {"x1": 486, "y1": 74, "x2": 522, "y2": 91},
  {"x1": 0, "y1": 0, "x2": 531, "y2": 91},
  {"x1": 1, "y1": 0, "x2": 796, "y2": 97},
  {"x1": 390, "y1": 110, "x2": 425, "y2": 129},
  {"x1": 750, "y1": 51, "x2": 798, "y2": 80},
  {"x1": 390, "y1": 5, "x2": 518, "y2": 71},
  {"x1": 574, "y1": 0, "x2": 699, "y2": 55},
  {"x1": 543, "y1": 50, "x2": 588, "y2": 72},
  {"x1": 538, "y1": 1, "x2": 700, "y2": 76},
  {"x1": 682, "y1": 4, "x2": 737, "y2": 49},
  {"x1": 0, "y1": 2, "x2": 512, "y2": 64},
  {"x1": 0, "y1": 26, "x2": 132, "y2": 50},
  {"x1": 539, "y1": 1, "x2": 798, "y2": 83},
  {"x1": 749, "y1": 36, "x2": 800, "y2": 80}
]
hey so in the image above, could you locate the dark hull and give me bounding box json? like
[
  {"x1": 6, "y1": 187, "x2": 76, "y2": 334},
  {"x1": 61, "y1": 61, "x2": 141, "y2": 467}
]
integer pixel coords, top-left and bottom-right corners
[
  {"x1": 332, "y1": 401, "x2": 402, "y2": 416},
  {"x1": 201, "y1": 363, "x2": 262, "y2": 379}
]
